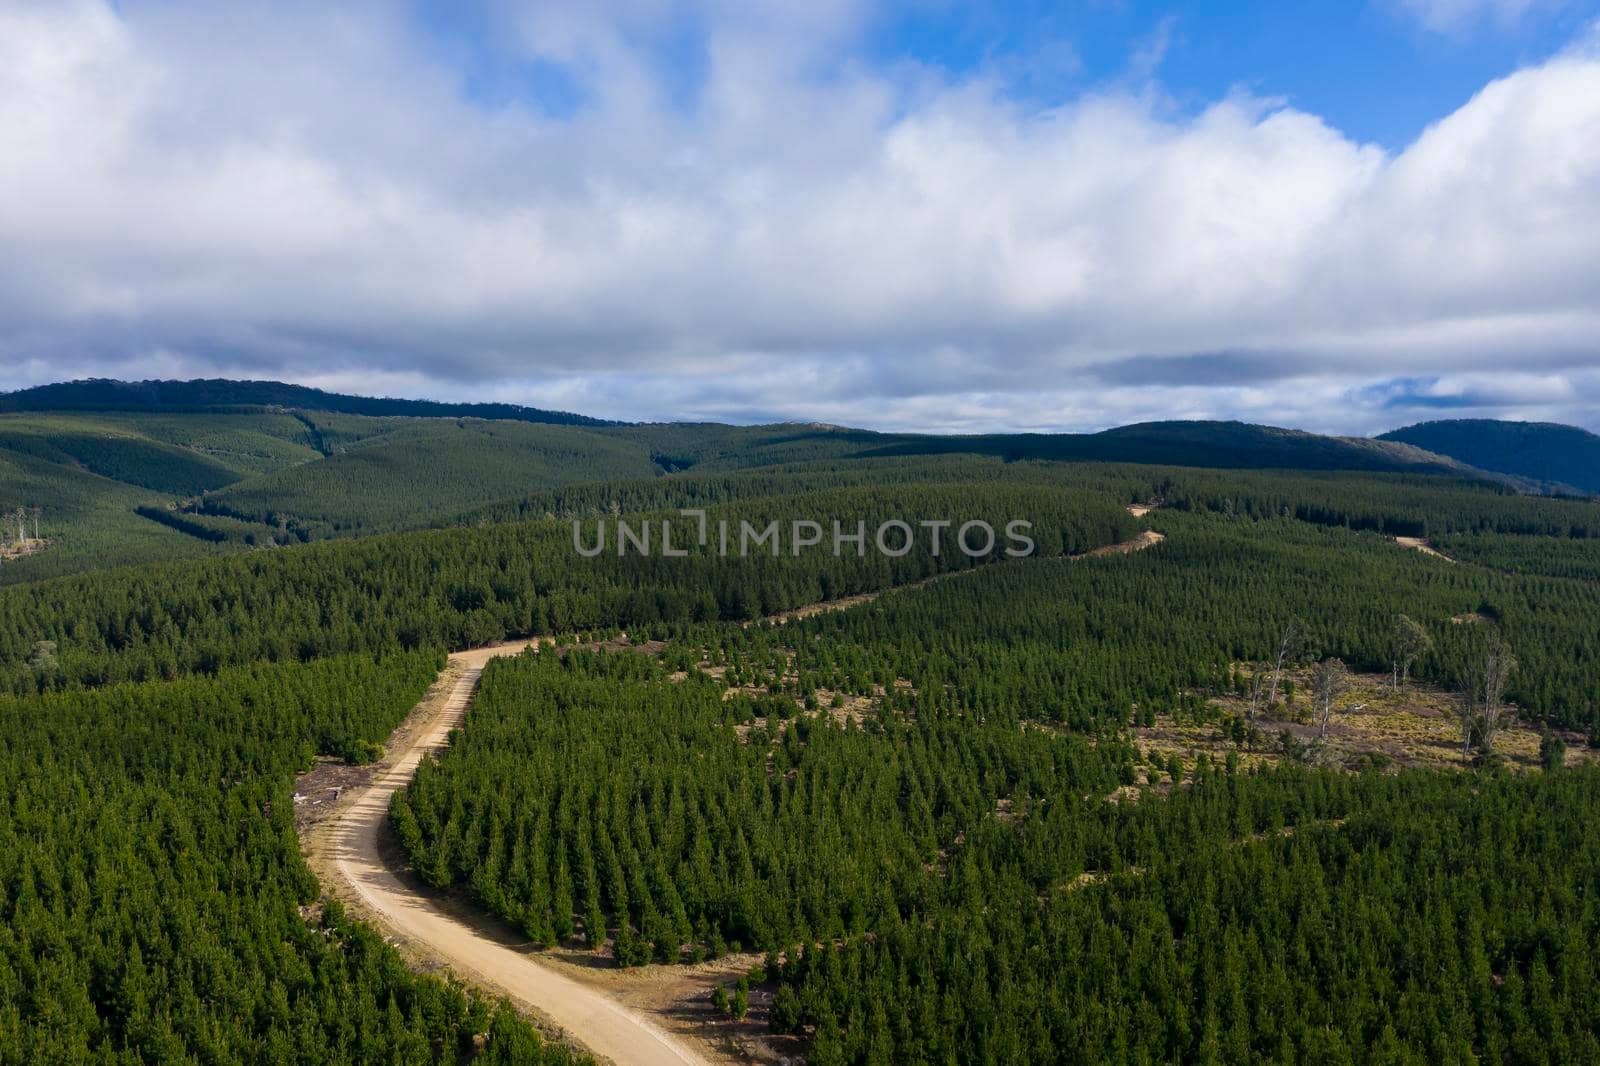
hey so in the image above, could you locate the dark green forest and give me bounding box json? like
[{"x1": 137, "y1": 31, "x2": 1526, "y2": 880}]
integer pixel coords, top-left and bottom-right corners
[
  {"x1": 4, "y1": 392, "x2": 1600, "y2": 1063},
  {"x1": 395, "y1": 646, "x2": 1600, "y2": 1065},
  {"x1": 0, "y1": 483, "x2": 1136, "y2": 694},
  {"x1": 0, "y1": 650, "x2": 579, "y2": 1064}
]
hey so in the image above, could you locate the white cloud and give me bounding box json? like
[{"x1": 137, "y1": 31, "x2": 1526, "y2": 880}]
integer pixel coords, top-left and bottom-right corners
[
  {"x1": 0, "y1": 0, "x2": 1597, "y2": 433},
  {"x1": 1396, "y1": 0, "x2": 1555, "y2": 34}
]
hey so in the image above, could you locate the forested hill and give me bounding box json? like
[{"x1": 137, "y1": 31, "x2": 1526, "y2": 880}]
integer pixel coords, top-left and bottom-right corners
[
  {"x1": 608, "y1": 419, "x2": 1492, "y2": 479},
  {"x1": 864, "y1": 420, "x2": 1484, "y2": 477},
  {"x1": 0, "y1": 378, "x2": 1539, "y2": 585},
  {"x1": 1381, "y1": 419, "x2": 1600, "y2": 495},
  {"x1": 1, "y1": 378, "x2": 1492, "y2": 478},
  {"x1": 0, "y1": 377, "x2": 612, "y2": 427}
]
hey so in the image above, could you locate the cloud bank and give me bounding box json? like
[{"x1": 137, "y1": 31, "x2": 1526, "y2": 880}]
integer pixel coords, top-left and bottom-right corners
[{"x1": 0, "y1": 0, "x2": 1597, "y2": 433}]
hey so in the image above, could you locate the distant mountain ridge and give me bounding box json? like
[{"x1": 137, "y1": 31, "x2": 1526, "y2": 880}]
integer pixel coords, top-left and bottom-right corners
[
  {"x1": 3, "y1": 377, "x2": 1574, "y2": 585},
  {"x1": 0, "y1": 380, "x2": 1511, "y2": 481},
  {"x1": 1379, "y1": 420, "x2": 1600, "y2": 496},
  {"x1": 0, "y1": 377, "x2": 613, "y2": 427},
  {"x1": 861, "y1": 419, "x2": 1487, "y2": 477}
]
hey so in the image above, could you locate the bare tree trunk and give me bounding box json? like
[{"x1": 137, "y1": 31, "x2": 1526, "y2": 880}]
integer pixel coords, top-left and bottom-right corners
[
  {"x1": 1312, "y1": 658, "x2": 1348, "y2": 740},
  {"x1": 1459, "y1": 629, "x2": 1516, "y2": 762},
  {"x1": 1266, "y1": 622, "x2": 1299, "y2": 716},
  {"x1": 1479, "y1": 631, "x2": 1514, "y2": 755}
]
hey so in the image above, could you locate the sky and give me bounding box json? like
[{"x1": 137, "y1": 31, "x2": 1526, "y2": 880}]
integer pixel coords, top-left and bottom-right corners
[{"x1": 1, "y1": 0, "x2": 1598, "y2": 435}]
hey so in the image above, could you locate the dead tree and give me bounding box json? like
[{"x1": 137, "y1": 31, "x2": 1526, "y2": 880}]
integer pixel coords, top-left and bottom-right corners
[
  {"x1": 1245, "y1": 670, "x2": 1266, "y2": 728},
  {"x1": 30, "y1": 507, "x2": 40, "y2": 541},
  {"x1": 1265, "y1": 621, "x2": 1304, "y2": 718},
  {"x1": 1459, "y1": 628, "x2": 1516, "y2": 761},
  {"x1": 11, "y1": 508, "x2": 24, "y2": 546},
  {"x1": 1310, "y1": 658, "x2": 1350, "y2": 738},
  {"x1": 1390, "y1": 614, "x2": 1432, "y2": 690}
]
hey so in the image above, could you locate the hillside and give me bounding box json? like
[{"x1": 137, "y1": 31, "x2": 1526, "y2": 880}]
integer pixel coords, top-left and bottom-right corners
[
  {"x1": 199, "y1": 419, "x2": 661, "y2": 538},
  {"x1": 9, "y1": 458, "x2": 1600, "y2": 1063},
  {"x1": 0, "y1": 379, "x2": 1533, "y2": 586},
  {"x1": 597, "y1": 422, "x2": 890, "y2": 471},
  {"x1": 1381, "y1": 419, "x2": 1600, "y2": 495},
  {"x1": 857, "y1": 419, "x2": 1481, "y2": 476},
  {"x1": 0, "y1": 377, "x2": 611, "y2": 427},
  {"x1": 605, "y1": 419, "x2": 1486, "y2": 477},
  {"x1": 0, "y1": 411, "x2": 337, "y2": 582},
  {"x1": 0, "y1": 407, "x2": 653, "y2": 583},
  {"x1": 0, "y1": 442, "x2": 231, "y2": 582}
]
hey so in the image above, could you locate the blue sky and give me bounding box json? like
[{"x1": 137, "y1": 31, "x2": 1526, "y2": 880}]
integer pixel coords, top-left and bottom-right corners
[
  {"x1": 867, "y1": 1, "x2": 1597, "y2": 147},
  {"x1": 420, "y1": 0, "x2": 1598, "y2": 146},
  {"x1": 2, "y1": 0, "x2": 1599, "y2": 433}
]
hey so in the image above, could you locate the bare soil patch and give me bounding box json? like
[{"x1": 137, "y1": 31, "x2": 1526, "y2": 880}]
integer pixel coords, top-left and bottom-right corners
[
  {"x1": 1073, "y1": 529, "x2": 1165, "y2": 559},
  {"x1": 1395, "y1": 536, "x2": 1454, "y2": 562},
  {"x1": 534, "y1": 947, "x2": 802, "y2": 1065},
  {"x1": 293, "y1": 758, "x2": 380, "y2": 835}
]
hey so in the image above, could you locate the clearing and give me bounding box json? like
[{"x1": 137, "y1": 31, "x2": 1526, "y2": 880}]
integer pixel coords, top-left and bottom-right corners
[
  {"x1": 1135, "y1": 664, "x2": 1594, "y2": 778},
  {"x1": 1394, "y1": 536, "x2": 1454, "y2": 562},
  {"x1": 0, "y1": 537, "x2": 48, "y2": 564}
]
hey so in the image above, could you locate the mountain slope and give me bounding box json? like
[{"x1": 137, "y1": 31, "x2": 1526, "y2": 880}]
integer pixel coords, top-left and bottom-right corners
[
  {"x1": 0, "y1": 409, "x2": 659, "y2": 581},
  {"x1": 0, "y1": 443, "x2": 230, "y2": 585},
  {"x1": 198, "y1": 419, "x2": 660, "y2": 537},
  {"x1": 604, "y1": 419, "x2": 1489, "y2": 477},
  {"x1": 598, "y1": 422, "x2": 891, "y2": 471},
  {"x1": 0, "y1": 410, "x2": 340, "y2": 583},
  {"x1": 0, "y1": 377, "x2": 612, "y2": 427},
  {"x1": 1380, "y1": 419, "x2": 1600, "y2": 495},
  {"x1": 0, "y1": 378, "x2": 1544, "y2": 584},
  {"x1": 861, "y1": 420, "x2": 1482, "y2": 476}
]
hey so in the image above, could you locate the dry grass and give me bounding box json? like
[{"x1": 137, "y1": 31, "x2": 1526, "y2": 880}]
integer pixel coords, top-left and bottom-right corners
[
  {"x1": 1135, "y1": 665, "x2": 1595, "y2": 775},
  {"x1": 0, "y1": 537, "x2": 49, "y2": 564},
  {"x1": 532, "y1": 946, "x2": 795, "y2": 1065}
]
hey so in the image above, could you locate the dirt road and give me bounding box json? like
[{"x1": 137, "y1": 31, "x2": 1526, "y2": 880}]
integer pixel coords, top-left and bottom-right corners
[
  {"x1": 1394, "y1": 536, "x2": 1454, "y2": 562},
  {"x1": 1073, "y1": 529, "x2": 1165, "y2": 559},
  {"x1": 307, "y1": 528, "x2": 1169, "y2": 1064},
  {"x1": 308, "y1": 639, "x2": 708, "y2": 1066}
]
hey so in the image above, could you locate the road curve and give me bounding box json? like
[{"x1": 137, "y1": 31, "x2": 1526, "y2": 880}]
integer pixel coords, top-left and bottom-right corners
[
  {"x1": 312, "y1": 527, "x2": 1169, "y2": 1064},
  {"x1": 317, "y1": 640, "x2": 708, "y2": 1066}
]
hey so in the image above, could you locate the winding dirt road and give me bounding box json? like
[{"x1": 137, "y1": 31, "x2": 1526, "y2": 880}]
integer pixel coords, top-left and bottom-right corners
[
  {"x1": 307, "y1": 640, "x2": 707, "y2": 1066},
  {"x1": 305, "y1": 526, "x2": 1168, "y2": 1063}
]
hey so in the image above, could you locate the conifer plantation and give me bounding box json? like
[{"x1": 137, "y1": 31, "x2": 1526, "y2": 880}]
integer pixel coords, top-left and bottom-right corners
[
  {"x1": 4, "y1": 432, "x2": 1600, "y2": 1063},
  {"x1": 393, "y1": 501, "x2": 1600, "y2": 1063},
  {"x1": 0, "y1": 651, "x2": 580, "y2": 1063},
  {"x1": 7, "y1": 1, "x2": 1599, "y2": 1058}
]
